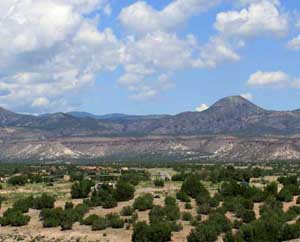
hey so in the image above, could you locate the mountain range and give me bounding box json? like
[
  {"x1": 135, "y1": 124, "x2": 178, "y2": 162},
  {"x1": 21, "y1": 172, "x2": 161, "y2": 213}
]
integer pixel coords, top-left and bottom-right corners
[{"x1": 1, "y1": 96, "x2": 300, "y2": 161}]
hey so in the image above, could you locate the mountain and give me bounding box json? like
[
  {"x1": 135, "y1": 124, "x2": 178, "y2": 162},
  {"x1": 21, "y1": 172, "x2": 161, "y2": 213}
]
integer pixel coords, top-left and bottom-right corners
[
  {"x1": 1, "y1": 96, "x2": 300, "y2": 161},
  {"x1": 67, "y1": 112, "x2": 169, "y2": 121}
]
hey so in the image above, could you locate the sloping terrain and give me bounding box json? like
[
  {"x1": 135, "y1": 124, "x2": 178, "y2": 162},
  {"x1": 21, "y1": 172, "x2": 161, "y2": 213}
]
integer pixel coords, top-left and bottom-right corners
[{"x1": 0, "y1": 96, "x2": 300, "y2": 161}]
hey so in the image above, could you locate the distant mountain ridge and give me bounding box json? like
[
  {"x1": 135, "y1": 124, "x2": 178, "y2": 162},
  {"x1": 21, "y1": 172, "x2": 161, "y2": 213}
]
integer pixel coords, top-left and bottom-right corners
[
  {"x1": 67, "y1": 112, "x2": 170, "y2": 121},
  {"x1": 1, "y1": 96, "x2": 300, "y2": 161},
  {"x1": 1, "y1": 95, "x2": 300, "y2": 136}
]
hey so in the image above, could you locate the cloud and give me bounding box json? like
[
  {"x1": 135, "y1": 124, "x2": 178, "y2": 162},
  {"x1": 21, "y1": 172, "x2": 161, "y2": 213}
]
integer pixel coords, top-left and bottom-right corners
[
  {"x1": 247, "y1": 71, "x2": 300, "y2": 88},
  {"x1": 0, "y1": 0, "x2": 121, "y2": 113},
  {"x1": 247, "y1": 71, "x2": 289, "y2": 87},
  {"x1": 32, "y1": 97, "x2": 50, "y2": 107},
  {"x1": 241, "y1": 93, "x2": 253, "y2": 100},
  {"x1": 215, "y1": 1, "x2": 288, "y2": 39},
  {"x1": 119, "y1": 0, "x2": 220, "y2": 34},
  {"x1": 196, "y1": 104, "x2": 209, "y2": 112},
  {"x1": 287, "y1": 35, "x2": 300, "y2": 51}
]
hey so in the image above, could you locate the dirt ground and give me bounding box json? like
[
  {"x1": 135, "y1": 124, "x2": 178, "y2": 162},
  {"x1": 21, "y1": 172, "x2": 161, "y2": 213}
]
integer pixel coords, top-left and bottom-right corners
[{"x1": 1, "y1": 178, "x2": 300, "y2": 242}]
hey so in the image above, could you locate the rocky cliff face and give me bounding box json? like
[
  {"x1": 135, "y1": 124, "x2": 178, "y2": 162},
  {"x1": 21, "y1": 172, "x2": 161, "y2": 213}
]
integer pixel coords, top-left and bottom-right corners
[{"x1": 0, "y1": 96, "x2": 300, "y2": 161}]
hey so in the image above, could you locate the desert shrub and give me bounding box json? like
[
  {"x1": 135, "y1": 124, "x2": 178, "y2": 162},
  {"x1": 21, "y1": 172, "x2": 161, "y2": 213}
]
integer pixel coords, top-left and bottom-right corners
[
  {"x1": 0, "y1": 208, "x2": 30, "y2": 226},
  {"x1": 182, "y1": 212, "x2": 193, "y2": 221},
  {"x1": 220, "y1": 180, "x2": 242, "y2": 197},
  {"x1": 132, "y1": 221, "x2": 172, "y2": 242},
  {"x1": 32, "y1": 194, "x2": 55, "y2": 210},
  {"x1": 105, "y1": 213, "x2": 124, "y2": 228},
  {"x1": 121, "y1": 206, "x2": 134, "y2": 216},
  {"x1": 223, "y1": 231, "x2": 236, "y2": 242},
  {"x1": 278, "y1": 223, "x2": 300, "y2": 241},
  {"x1": 241, "y1": 209, "x2": 256, "y2": 223},
  {"x1": 154, "y1": 179, "x2": 165, "y2": 187},
  {"x1": 113, "y1": 181, "x2": 135, "y2": 201},
  {"x1": 164, "y1": 197, "x2": 180, "y2": 221},
  {"x1": 0, "y1": 195, "x2": 4, "y2": 209},
  {"x1": 259, "y1": 196, "x2": 282, "y2": 215},
  {"x1": 102, "y1": 195, "x2": 117, "y2": 209},
  {"x1": 264, "y1": 182, "x2": 278, "y2": 196},
  {"x1": 65, "y1": 201, "x2": 74, "y2": 210},
  {"x1": 176, "y1": 191, "x2": 191, "y2": 202},
  {"x1": 208, "y1": 196, "x2": 219, "y2": 208},
  {"x1": 277, "y1": 188, "x2": 293, "y2": 202},
  {"x1": 188, "y1": 223, "x2": 219, "y2": 242},
  {"x1": 278, "y1": 175, "x2": 298, "y2": 186},
  {"x1": 92, "y1": 217, "x2": 107, "y2": 230},
  {"x1": 110, "y1": 216, "x2": 125, "y2": 228},
  {"x1": 197, "y1": 203, "x2": 211, "y2": 215},
  {"x1": 181, "y1": 175, "x2": 209, "y2": 199},
  {"x1": 185, "y1": 203, "x2": 192, "y2": 209},
  {"x1": 133, "y1": 193, "x2": 154, "y2": 211},
  {"x1": 7, "y1": 175, "x2": 27, "y2": 186},
  {"x1": 83, "y1": 214, "x2": 99, "y2": 226},
  {"x1": 149, "y1": 205, "x2": 166, "y2": 224},
  {"x1": 71, "y1": 179, "x2": 94, "y2": 199},
  {"x1": 170, "y1": 221, "x2": 183, "y2": 232},
  {"x1": 12, "y1": 197, "x2": 32, "y2": 213},
  {"x1": 60, "y1": 210, "x2": 75, "y2": 230},
  {"x1": 233, "y1": 219, "x2": 243, "y2": 229},
  {"x1": 132, "y1": 222, "x2": 150, "y2": 242},
  {"x1": 165, "y1": 196, "x2": 177, "y2": 206}
]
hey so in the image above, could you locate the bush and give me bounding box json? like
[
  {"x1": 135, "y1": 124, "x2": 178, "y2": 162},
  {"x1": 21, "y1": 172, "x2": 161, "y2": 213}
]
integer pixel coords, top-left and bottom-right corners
[
  {"x1": 83, "y1": 214, "x2": 99, "y2": 226},
  {"x1": 92, "y1": 217, "x2": 107, "y2": 230},
  {"x1": 277, "y1": 188, "x2": 293, "y2": 202},
  {"x1": 188, "y1": 223, "x2": 219, "y2": 242},
  {"x1": 149, "y1": 205, "x2": 166, "y2": 224},
  {"x1": 40, "y1": 208, "x2": 64, "y2": 228},
  {"x1": 185, "y1": 203, "x2": 192, "y2": 210},
  {"x1": 113, "y1": 181, "x2": 135, "y2": 202},
  {"x1": 154, "y1": 179, "x2": 165, "y2": 187},
  {"x1": 133, "y1": 194, "x2": 154, "y2": 211},
  {"x1": 32, "y1": 194, "x2": 55, "y2": 210},
  {"x1": 65, "y1": 202, "x2": 74, "y2": 210},
  {"x1": 12, "y1": 197, "x2": 32, "y2": 213},
  {"x1": 176, "y1": 191, "x2": 191, "y2": 202},
  {"x1": 132, "y1": 222, "x2": 150, "y2": 242},
  {"x1": 7, "y1": 175, "x2": 27, "y2": 186},
  {"x1": 278, "y1": 223, "x2": 300, "y2": 241},
  {"x1": 241, "y1": 209, "x2": 256, "y2": 223},
  {"x1": 132, "y1": 221, "x2": 172, "y2": 242},
  {"x1": 102, "y1": 195, "x2": 118, "y2": 209},
  {"x1": 197, "y1": 203, "x2": 211, "y2": 215},
  {"x1": 181, "y1": 175, "x2": 209, "y2": 199},
  {"x1": 208, "y1": 196, "x2": 219, "y2": 208},
  {"x1": 121, "y1": 206, "x2": 134, "y2": 216},
  {"x1": 105, "y1": 213, "x2": 124, "y2": 228},
  {"x1": 60, "y1": 209, "x2": 75, "y2": 230},
  {"x1": 182, "y1": 212, "x2": 193, "y2": 221},
  {"x1": 71, "y1": 179, "x2": 94, "y2": 199},
  {"x1": 264, "y1": 182, "x2": 278, "y2": 196},
  {"x1": 0, "y1": 208, "x2": 30, "y2": 227}
]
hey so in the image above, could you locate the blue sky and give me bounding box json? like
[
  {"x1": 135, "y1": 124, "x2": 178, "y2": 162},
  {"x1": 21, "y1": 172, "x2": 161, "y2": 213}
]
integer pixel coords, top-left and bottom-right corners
[{"x1": 0, "y1": 0, "x2": 299, "y2": 114}]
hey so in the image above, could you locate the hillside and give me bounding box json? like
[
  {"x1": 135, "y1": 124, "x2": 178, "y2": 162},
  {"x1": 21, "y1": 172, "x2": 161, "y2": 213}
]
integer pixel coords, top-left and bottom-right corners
[{"x1": 1, "y1": 96, "x2": 300, "y2": 161}]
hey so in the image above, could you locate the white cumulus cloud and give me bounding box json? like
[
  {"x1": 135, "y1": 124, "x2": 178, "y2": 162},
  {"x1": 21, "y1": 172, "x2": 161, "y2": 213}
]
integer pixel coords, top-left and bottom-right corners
[
  {"x1": 287, "y1": 35, "x2": 300, "y2": 51},
  {"x1": 215, "y1": 1, "x2": 288, "y2": 39},
  {"x1": 247, "y1": 71, "x2": 290, "y2": 87},
  {"x1": 0, "y1": 0, "x2": 121, "y2": 113},
  {"x1": 119, "y1": 0, "x2": 220, "y2": 34},
  {"x1": 196, "y1": 104, "x2": 209, "y2": 112}
]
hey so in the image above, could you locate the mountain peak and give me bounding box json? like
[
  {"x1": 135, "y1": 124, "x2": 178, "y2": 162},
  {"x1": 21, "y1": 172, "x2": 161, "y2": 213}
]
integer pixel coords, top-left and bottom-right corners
[{"x1": 208, "y1": 95, "x2": 265, "y2": 116}]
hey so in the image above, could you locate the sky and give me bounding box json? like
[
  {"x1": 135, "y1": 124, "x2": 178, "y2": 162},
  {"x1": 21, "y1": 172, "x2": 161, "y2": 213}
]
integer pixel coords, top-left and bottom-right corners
[{"x1": 0, "y1": 0, "x2": 299, "y2": 115}]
